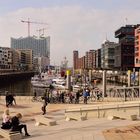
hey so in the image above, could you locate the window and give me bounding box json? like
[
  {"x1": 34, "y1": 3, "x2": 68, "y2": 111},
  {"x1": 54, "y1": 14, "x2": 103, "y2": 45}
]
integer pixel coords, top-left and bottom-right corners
[
  {"x1": 136, "y1": 58, "x2": 138, "y2": 64},
  {"x1": 135, "y1": 53, "x2": 139, "y2": 57}
]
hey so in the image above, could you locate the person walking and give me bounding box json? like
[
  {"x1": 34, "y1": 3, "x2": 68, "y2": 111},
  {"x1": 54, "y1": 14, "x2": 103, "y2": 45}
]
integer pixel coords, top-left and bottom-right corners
[
  {"x1": 5, "y1": 92, "x2": 16, "y2": 107},
  {"x1": 41, "y1": 95, "x2": 49, "y2": 115},
  {"x1": 75, "y1": 90, "x2": 80, "y2": 104}
]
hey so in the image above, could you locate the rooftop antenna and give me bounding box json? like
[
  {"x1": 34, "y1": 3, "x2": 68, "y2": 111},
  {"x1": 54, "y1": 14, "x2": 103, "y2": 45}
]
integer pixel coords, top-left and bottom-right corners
[
  {"x1": 125, "y1": 17, "x2": 128, "y2": 25},
  {"x1": 105, "y1": 33, "x2": 108, "y2": 41}
]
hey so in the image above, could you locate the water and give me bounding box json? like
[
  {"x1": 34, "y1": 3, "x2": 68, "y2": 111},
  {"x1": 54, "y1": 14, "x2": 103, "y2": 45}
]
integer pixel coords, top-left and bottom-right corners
[
  {"x1": 0, "y1": 76, "x2": 125, "y2": 96},
  {"x1": 0, "y1": 77, "x2": 49, "y2": 96},
  {"x1": 0, "y1": 78, "x2": 33, "y2": 96}
]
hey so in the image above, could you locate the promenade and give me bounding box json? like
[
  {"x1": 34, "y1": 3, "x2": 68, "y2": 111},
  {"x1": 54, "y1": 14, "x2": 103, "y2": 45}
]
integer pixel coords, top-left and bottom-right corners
[{"x1": 0, "y1": 96, "x2": 140, "y2": 140}]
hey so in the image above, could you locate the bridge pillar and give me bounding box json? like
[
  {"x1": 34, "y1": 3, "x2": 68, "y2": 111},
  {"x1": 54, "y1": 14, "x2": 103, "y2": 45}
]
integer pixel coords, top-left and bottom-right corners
[
  {"x1": 138, "y1": 69, "x2": 140, "y2": 97},
  {"x1": 103, "y1": 70, "x2": 106, "y2": 98},
  {"x1": 66, "y1": 70, "x2": 71, "y2": 90},
  {"x1": 128, "y1": 70, "x2": 131, "y2": 87},
  {"x1": 89, "y1": 70, "x2": 92, "y2": 84}
]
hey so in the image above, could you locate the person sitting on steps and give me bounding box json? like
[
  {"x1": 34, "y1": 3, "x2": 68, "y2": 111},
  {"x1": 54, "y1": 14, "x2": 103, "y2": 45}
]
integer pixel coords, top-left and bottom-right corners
[
  {"x1": 11, "y1": 113, "x2": 30, "y2": 136},
  {"x1": 1, "y1": 109, "x2": 12, "y2": 129}
]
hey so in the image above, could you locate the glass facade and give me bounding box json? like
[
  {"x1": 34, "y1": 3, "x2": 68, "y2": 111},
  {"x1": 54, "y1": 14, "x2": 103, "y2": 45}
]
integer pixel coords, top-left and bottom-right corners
[
  {"x1": 101, "y1": 40, "x2": 118, "y2": 69},
  {"x1": 11, "y1": 36, "x2": 50, "y2": 58}
]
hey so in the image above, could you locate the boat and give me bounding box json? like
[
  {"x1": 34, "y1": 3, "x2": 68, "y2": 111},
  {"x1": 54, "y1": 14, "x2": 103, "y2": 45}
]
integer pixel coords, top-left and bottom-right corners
[
  {"x1": 32, "y1": 81, "x2": 50, "y2": 88},
  {"x1": 31, "y1": 72, "x2": 54, "y2": 88},
  {"x1": 31, "y1": 72, "x2": 66, "y2": 89},
  {"x1": 52, "y1": 83, "x2": 66, "y2": 90},
  {"x1": 52, "y1": 77, "x2": 66, "y2": 84}
]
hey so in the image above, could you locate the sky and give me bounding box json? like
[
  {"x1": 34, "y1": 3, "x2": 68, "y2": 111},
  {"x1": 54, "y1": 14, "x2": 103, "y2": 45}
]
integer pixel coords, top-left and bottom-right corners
[{"x1": 0, "y1": 0, "x2": 140, "y2": 66}]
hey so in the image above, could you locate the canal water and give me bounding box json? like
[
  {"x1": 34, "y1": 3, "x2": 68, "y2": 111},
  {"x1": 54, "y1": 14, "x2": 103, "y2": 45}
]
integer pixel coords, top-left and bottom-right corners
[
  {"x1": 0, "y1": 78, "x2": 33, "y2": 96},
  {"x1": 0, "y1": 76, "x2": 125, "y2": 96}
]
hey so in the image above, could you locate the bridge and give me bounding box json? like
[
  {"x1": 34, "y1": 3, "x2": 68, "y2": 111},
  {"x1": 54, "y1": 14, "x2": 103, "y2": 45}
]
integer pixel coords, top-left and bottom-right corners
[{"x1": 0, "y1": 71, "x2": 35, "y2": 81}]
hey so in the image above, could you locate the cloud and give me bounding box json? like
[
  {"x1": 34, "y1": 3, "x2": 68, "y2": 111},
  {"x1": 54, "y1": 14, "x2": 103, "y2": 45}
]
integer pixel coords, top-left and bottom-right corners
[{"x1": 0, "y1": 6, "x2": 140, "y2": 66}]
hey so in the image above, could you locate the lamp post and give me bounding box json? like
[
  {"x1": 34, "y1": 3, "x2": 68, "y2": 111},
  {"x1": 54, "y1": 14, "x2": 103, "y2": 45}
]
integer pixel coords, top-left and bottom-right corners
[
  {"x1": 139, "y1": 69, "x2": 140, "y2": 97},
  {"x1": 103, "y1": 70, "x2": 106, "y2": 98}
]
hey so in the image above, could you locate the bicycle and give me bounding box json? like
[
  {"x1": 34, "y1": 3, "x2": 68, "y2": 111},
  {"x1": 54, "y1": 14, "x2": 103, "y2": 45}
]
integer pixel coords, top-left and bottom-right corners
[{"x1": 31, "y1": 96, "x2": 43, "y2": 102}]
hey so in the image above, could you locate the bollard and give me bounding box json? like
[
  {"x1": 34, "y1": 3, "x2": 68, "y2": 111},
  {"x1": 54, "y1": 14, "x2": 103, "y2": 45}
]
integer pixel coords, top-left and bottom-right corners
[
  {"x1": 80, "y1": 108, "x2": 82, "y2": 116},
  {"x1": 139, "y1": 103, "x2": 140, "y2": 117},
  {"x1": 97, "y1": 107, "x2": 100, "y2": 118},
  {"x1": 117, "y1": 104, "x2": 119, "y2": 111}
]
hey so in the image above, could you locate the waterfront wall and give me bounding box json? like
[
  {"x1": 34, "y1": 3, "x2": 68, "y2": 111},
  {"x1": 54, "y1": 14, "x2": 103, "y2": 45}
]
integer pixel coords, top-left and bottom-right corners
[{"x1": 0, "y1": 71, "x2": 34, "y2": 82}]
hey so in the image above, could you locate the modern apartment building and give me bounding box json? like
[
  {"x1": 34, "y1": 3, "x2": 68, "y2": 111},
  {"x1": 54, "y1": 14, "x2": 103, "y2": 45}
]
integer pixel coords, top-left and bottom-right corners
[
  {"x1": 77, "y1": 56, "x2": 85, "y2": 69},
  {"x1": 95, "y1": 49, "x2": 101, "y2": 69},
  {"x1": 73, "y1": 50, "x2": 79, "y2": 70},
  {"x1": 73, "y1": 50, "x2": 97, "y2": 71},
  {"x1": 34, "y1": 56, "x2": 50, "y2": 72},
  {"x1": 18, "y1": 49, "x2": 33, "y2": 70},
  {"x1": 85, "y1": 50, "x2": 96, "y2": 69},
  {"x1": 0, "y1": 47, "x2": 12, "y2": 70},
  {"x1": 101, "y1": 40, "x2": 118, "y2": 69},
  {"x1": 12, "y1": 48, "x2": 20, "y2": 70},
  {"x1": 11, "y1": 36, "x2": 50, "y2": 58},
  {"x1": 135, "y1": 25, "x2": 140, "y2": 68},
  {"x1": 115, "y1": 25, "x2": 136, "y2": 70}
]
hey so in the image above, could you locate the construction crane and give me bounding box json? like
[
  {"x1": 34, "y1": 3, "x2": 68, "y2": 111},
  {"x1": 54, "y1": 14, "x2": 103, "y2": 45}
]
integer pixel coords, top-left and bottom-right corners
[
  {"x1": 36, "y1": 28, "x2": 47, "y2": 37},
  {"x1": 21, "y1": 18, "x2": 48, "y2": 36}
]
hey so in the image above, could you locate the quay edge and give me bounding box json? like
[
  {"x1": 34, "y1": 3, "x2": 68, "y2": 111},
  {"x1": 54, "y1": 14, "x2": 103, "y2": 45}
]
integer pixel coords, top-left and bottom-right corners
[{"x1": 0, "y1": 71, "x2": 35, "y2": 82}]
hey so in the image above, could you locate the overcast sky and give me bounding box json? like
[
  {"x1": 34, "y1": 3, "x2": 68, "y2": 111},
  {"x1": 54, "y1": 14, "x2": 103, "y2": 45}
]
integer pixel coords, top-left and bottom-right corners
[{"x1": 0, "y1": 0, "x2": 140, "y2": 66}]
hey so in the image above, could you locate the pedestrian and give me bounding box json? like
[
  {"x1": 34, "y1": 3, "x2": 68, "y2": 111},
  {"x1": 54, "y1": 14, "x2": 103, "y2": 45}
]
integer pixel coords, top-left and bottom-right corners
[
  {"x1": 83, "y1": 89, "x2": 88, "y2": 104},
  {"x1": 11, "y1": 113, "x2": 30, "y2": 136},
  {"x1": 60, "y1": 91, "x2": 65, "y2": 103},
  {"x1": 1, "y1": 109, "x2": 12, "y2": 129},
  {"x1": 75, "y1": 90, "x2": 80, "y2": 104},
  {"x1": 5, "y1": 91, "x2": 10, "y2": 107},
  {"x1": 41, "y1": 95, "x2": 48, "y2": 115},
  {"x1": 34, "y1": 90, "x2": 37, "y2": 98},
  {"x1": 5, "y1": 92, "x2": 16, "y2": 107}
]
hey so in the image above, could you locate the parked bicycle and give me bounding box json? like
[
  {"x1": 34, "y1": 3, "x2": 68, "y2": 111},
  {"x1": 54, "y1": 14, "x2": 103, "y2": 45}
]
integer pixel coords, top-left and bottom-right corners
[{"x1": 31, "y1": 96, "x2": 43, "y2": 102}]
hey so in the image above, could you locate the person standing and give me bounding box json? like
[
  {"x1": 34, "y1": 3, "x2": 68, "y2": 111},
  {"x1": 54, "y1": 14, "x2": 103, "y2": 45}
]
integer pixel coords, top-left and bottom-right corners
[
  {"x1": 5, "y1": 91, "x2": 10, "y2": 107},
  {"x1": 83, "y1": 89, "x2": 88, "y2": 104},
  {"x1": 75, "y1": 90, "x2": 80, "y2": 104}
]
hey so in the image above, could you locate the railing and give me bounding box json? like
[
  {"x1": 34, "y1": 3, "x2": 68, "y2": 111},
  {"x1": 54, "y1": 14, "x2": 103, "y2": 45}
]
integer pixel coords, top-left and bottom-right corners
[
  {"x1": 65, "y1": 102, "x2": 140, "y2": 118},
  {"x1": 106, "y1": 86, "x2": 140, "y2": 101}
]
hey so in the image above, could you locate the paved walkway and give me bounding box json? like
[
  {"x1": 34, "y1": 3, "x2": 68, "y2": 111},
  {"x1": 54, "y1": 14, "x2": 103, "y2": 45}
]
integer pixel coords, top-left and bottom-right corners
[{"x1": 0, "y1": 97, "x2": 140, "y2": 140}]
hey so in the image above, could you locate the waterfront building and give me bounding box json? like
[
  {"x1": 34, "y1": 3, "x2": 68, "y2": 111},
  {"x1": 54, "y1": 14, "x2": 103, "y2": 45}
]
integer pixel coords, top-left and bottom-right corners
[
  {"x1": 34, "y1": 56, "x2": 50, "y2": 72},
  {"x1": 12, "y1": 48, "x2": 20, "y2": 70},
  {"x1": 135, "y1": 25, "x2": 140, "y2": 68},
  {"x1": 85, "y1": 50, "x2": 96, "y2": 70},
  {"x1": 11, "y1": 36, "x2": 50, "y2": 58},
  {"x1": 95, "y1": 49, "x2": 101, "y2": 69},
  {"x1": 18, "y1": 49, "x2": 33, "y2": 70},
  {"x1": 73, "y1": 50, "x2": 86, "y2": 71},
  {"x1": 73, "y1": 50, "x2": 97, "y2": 71},
  {"x1": 77, "y1": 56, "x2": 85, "y2": 69},
  {"x1": 115, "y1": 25, "x2": 136, "y2": 70},
  {"x1": 0, "y1": 47, "x2": 12, "y2": 70},
  {"x1": 73, "y1": 50, "x2": 79, "y2": 70},
  {"x1": 101, "y1": 39, "x2": 118, "y2": 70},
  {"x1": 61, "y1": 57, "x2": 68, "y2": 70}
]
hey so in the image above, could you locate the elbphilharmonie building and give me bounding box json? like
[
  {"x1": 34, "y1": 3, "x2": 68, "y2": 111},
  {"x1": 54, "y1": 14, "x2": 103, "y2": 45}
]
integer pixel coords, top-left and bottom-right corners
[{"x1": 11, "y1": 36, "x2": 50, "y2": 57}]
